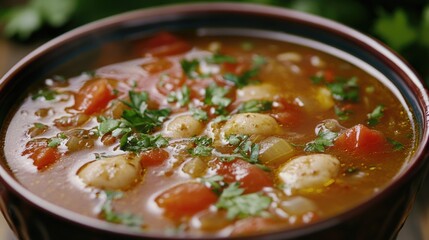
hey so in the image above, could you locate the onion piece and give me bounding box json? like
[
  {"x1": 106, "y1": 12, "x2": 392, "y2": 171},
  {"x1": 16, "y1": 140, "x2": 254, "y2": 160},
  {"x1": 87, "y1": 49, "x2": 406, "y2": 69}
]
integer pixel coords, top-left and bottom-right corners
[{"x1": 258, "y1": 137, "x2": 294, "y2": 165}]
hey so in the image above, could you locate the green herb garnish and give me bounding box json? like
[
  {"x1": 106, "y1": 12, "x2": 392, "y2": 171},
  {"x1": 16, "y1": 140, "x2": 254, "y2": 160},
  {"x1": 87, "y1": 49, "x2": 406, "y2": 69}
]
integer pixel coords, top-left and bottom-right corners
[
  {"x1": 367, "y1": 105, "x2": 385, "y2": 126},
  {"x1": 215, "y1": 182, "x2": 271, "y2": 220},
  {"x1": 190, "y1": 108, "x2": 208, "y2": 121},
  {"x1": 327, "y1": 76, "x2": 359, "y2": 102},
  {"x1": 100, "y1": 191, "x2": 143, "y2": 227},
  {"x1": 180, "y1": 59, "x2": 199, "y2": 78},
  {"x1": 227, "y1": 134, "x2": 260, "y2": 164},
  {"x1": 304, "y1": 129, "x2": 338, "y2": 152},
  {"x1": 238, "y1": 100, "x2": 272, "y2": 113},
  {"x1": 206, "y1": 53, "x2": 237, "y2": 64},
  {"x1": 334, "y1": 105, "x2": 352, "y2": 121},
  {"x1": 200, "y1": 175, "x2": 225, "y2": 195},
  {"x1": 204, "y1": 83, "x2": 231, "y2": 115},
  {"x1": 387, "y1": 138, "x2": 404, "y2": 151},
  {"x1": 189, "y1": 136, "x2": 213, "y2": 157},
  {"x1": 121, "y1": 90, "x2": 170, "y2": 134},
  {"x1": 167, "y1": 85, "x2": 190, "y2": 107},
  {"x1": 32, "y1": 89, "x2": 57, "y2": 101},
  {"x1": 120, "y1": 133, "x2": 168, "y2": 152}
]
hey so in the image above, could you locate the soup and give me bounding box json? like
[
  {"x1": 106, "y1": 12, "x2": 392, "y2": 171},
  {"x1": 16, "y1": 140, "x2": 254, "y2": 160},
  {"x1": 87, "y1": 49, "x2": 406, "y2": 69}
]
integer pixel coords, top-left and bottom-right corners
[{"x1": 3, "y1": 32, "x2": 417, "y2": 237}]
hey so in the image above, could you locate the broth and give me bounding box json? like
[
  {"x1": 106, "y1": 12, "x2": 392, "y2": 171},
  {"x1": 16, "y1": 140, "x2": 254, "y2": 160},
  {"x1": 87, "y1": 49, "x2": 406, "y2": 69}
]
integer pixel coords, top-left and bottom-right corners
[{"x1": 3, "y1": 32, "x2": 417, "y2": 237}]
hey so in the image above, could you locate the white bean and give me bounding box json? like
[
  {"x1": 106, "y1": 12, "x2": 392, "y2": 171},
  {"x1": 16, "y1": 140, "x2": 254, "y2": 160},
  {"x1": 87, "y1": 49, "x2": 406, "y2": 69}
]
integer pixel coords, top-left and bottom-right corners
[
  {"x1": 77, "y1": 154, "x2": 141, "y2": 190},
  {"x1": 164, "y1": 115, "x2": 204, "y2": 139},
  {"x1": 278, "y1": 154, "x2": 340, "y2": 191},
  {"x1": 236, "y1": 83, "x2": 280, "y2": 102},
  {"x1": 222, "y1": 113, "x2": 282, "y2": 137}
]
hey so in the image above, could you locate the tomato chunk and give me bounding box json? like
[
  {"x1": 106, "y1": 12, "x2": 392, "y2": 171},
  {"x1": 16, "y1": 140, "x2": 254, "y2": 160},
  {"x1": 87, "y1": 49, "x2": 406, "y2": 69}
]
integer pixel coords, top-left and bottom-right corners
[
  {"x1": 23, "y1": 141, "x2": 60, "y2": 170},
  {"x1": 333, "y1": 124, "x2": 389, "y2": 155},
  {"x1": 271, "y1": 98, "x2": 303, "y2": 128},
  {"x1": 139, "y1": 32, "x2": 191, "y2": 57},
  {"x1": 74, "y1": 79, "x2": 115, "y2": 115},
  {"x1": 155, "y1": 182, "x2": 217, "y2": 219},
  {"x1": 140, "y1": 149, "x2": 169, "y2": 167},
  {"x1": 216, "y1": 159, "x2": 273, "y2": 194}
]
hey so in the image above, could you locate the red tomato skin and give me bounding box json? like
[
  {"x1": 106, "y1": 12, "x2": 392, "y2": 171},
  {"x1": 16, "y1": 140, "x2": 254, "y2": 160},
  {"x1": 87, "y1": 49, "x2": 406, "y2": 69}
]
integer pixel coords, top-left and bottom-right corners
[
  {"x1": 155, "y1": 182, "x2": 218, "y2": 220},
  {"x1": 271, "y1": 99, "x2": 303, "y2": 128},
  {"x1": 140, "y1": 149, "x2": 169, "y2": 167},
  {"x1": 333, "y1": 124, "x2": 389, "y2": 155},
  {"x1": 23, "y1": 141, "x2": 60, "y2": 170},
  {"x1": 74, "y1": 79, "x2": 115, "y2": 115},
  {"x1": 216, "y1": 159, "x2": 273, "y2": 193},
  {"x1": 139, "y1": 32, "x2": 191, "y2": 57}
]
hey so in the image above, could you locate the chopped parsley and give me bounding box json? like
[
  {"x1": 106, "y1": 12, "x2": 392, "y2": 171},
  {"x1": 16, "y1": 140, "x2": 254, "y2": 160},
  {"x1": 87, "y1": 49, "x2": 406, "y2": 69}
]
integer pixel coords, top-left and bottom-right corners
[
  {"x1": 367, "y1": 105, "x2": 385, "y2": 126},
  {"x1": 100, "y1": 191, "x2": 143, "y2": 227},
  {"x1": 215, "y1": 182, "x2": 272, "y2": 220},
  {"x1": 188, "y1": 136, "x2": 214, "y2": 157},
  {"x1": 206, "y1": 53, "x2": 237, "y2": 64},
  {"x1": 121, "y1": 90, "x2": 171, "y2": 133},
  {"x1": 200, "y1": 175, "x2": 225, "y2": 195},
  {"x1": 238, "y1": 100, "x2": 272, "y2": 113},
  {"x1": 223, "y1": 55, "x2": 266, "y2": 88},
  {"x1": 98, "y1": 117, "x2": 121, "y2": 135},
  {"x1": 32, "y1": 89, "x2": 57, "y2": 101},
  {"x1": 304, "y1": 129, "x2": 338, "y2": 152},
  {"x1": 47, "y1": 133, "x2": 67, "y2": 148},
  {"x1": 167, "y1": 85, "x2": 190, "y2": 107},
  {"x1": 180, "y1": 59, "x2": 199, "y2": 79},
  {"x1": 204, "y1": 83, "x2": 231, "y2": 115},
  {"x1": 190, "y1": 107, "x2": 208, "y2": 121},
  {"x1": 387, "y1": 138, "x2": 404, "y2": 151},
  {"x1": 334, "y1": 105, "x2": 352, "y2": 121},
  {"x1": 310, "y1": 75, "x2": 325, "y2": 84},
  {"x1": 227, "y1": 135, "x2": 260, "y2": 164},
  {"x1": 327, "y1": 76, "x2": 359, "y2": 102},
  {"x1": 120, "y1": 133, "x2": 168, "y2": 152},
  {"x1": 224, "y1": 69, "x2": 258, "y2": 89}
]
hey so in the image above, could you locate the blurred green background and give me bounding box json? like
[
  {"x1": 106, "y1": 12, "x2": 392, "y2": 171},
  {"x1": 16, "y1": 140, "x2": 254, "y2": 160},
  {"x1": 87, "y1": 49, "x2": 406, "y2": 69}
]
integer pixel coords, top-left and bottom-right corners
[{"x1": 1, "y1": 0, "x2": 429, "y2": 85}]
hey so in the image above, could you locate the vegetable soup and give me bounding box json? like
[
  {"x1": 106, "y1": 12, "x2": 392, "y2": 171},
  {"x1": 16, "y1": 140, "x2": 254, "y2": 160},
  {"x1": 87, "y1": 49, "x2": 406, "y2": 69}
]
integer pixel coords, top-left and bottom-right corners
[{"x1": 3, "y1": 32, "x2": 417, "y2": 237}]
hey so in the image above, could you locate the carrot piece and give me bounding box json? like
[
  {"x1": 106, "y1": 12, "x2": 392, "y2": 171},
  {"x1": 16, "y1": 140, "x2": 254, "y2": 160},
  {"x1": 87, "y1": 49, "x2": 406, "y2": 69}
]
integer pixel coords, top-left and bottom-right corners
[
  {"x1": 74, "y1": 79, "x2": 115, "y2": 115},
  {"x1": 23, "y1": 141, "x2": 60, "y2": 170},
  {"x1": 155, "y1": 182, "x2": 218, "y2": 219},
  {"x1": 139, "y1": 32, "x2": 191, "y2": 57},
  {"x1": 140, "y1": 149, "x2": 169, "y2": 167},
  {"x1": 216, "y1": 159, "x2": 273, "y2": 194},
  {"x1": 333, "y1": 124, "x2": 389, "y2": 155}
]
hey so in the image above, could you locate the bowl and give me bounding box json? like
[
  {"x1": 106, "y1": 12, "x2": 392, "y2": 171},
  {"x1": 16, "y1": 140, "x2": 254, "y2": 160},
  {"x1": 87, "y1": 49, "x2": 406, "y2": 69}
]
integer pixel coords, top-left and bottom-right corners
[{"x1": 1, "y1": 3, "x2": 429, "y2": 240}]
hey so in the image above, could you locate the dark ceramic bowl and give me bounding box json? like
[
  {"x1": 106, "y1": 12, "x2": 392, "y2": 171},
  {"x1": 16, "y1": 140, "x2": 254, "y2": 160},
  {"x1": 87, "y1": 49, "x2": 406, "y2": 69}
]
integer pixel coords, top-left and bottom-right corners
[{"x1": 1, "y1": 3, "x2": 429, "y2": 240}]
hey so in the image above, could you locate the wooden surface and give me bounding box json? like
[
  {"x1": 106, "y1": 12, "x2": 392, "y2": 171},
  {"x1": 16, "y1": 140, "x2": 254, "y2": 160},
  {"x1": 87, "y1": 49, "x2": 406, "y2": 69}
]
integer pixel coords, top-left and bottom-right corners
[{"x1": 0, "y1": 36, "x2": 426, "y2": 240}]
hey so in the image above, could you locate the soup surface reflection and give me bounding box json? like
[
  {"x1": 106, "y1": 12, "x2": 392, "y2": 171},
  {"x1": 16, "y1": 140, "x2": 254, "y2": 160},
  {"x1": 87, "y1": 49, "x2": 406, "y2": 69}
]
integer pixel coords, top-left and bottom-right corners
[{"x1": 3, "y1": 32, "x2": 417, "y2": 237}]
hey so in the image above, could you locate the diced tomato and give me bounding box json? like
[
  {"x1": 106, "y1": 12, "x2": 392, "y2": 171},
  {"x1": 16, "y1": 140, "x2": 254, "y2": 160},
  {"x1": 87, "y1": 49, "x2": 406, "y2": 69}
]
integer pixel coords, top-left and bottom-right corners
[
  {"x1": 323, "y1": 69, "x2": 335, "y2": 83},
  {"x1": 23, "y1": 141, "x2": 60, "y2": 170},
  {"x1": 141, "y1": 58, "x2": 173, "y2": 74},
  {"x1": 140, "y1": 149, "x2": 169, "y2": 167},
  {"x1": 155, "y1": 182, "x2": 217, "y2": 219},
  {"x1": 231, "y1": 217, "x2": 281, "y2": 236},
  {"x1": 138, "y1": 32, "x2": 191, "y2": 57},
  {"x1": 271, "y1": 98, "x2": 303, "y2": 128},
  {"x1": 333, "y1": 124, "x2": 389, "y2": 155},
  {"x1": 215, "y1": 159, "x2": 273, "y2": 194},
  {"x1": 74, "y1": 79, "x2": 115, "y2": 115}
]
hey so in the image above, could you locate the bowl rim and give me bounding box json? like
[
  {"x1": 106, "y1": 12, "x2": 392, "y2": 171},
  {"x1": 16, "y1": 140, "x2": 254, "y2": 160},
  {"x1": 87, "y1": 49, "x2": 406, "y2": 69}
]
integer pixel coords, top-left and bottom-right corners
[{"x1": 1, "y1": 2, "x2": 429, "y2": 239}]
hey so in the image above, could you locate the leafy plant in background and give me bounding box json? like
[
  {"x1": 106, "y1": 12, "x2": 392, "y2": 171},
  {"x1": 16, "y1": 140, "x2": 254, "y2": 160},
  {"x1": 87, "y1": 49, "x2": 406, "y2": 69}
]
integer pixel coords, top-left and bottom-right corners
[{"x1": 1, "y1": 0, "x2": 429, "y2": 84}]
